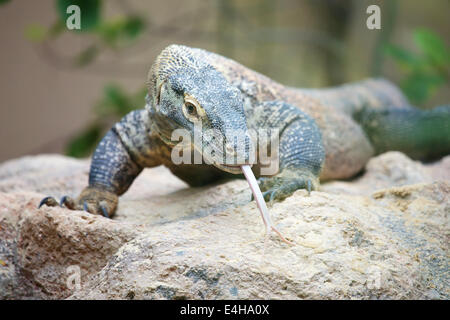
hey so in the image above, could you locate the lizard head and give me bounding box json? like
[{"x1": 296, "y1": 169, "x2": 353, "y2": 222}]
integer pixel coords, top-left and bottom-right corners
[{"x1": 146, "y1": 56, "x2": 253, "y2": 174}]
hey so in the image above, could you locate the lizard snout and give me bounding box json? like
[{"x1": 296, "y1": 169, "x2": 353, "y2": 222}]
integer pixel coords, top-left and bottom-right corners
[
  {"x1": 222, "y1": 132, "x2": 255, "y2": 166},
  {"x1": 225, "y1": 143, "x2": 236, "y2": 156}
]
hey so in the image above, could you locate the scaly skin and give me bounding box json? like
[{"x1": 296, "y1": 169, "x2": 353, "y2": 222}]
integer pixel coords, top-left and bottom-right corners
[{"x1": 39, "y1": 44, "x2": 450, "y2": 217}]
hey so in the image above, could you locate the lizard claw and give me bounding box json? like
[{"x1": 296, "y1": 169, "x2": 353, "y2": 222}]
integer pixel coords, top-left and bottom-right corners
[
  {"x1": 254, "y1": 190, "x2": 277, "y2": 206},
  {"x1": 83, "y1": 201, "x2": 90, "y2": 213},
  {"x1": 38, "y1": 196, "x2": 58, "y2": 208},
  {"x1": 99, "y1": 202, "x2": 110, "y2": 218},
  {"x1": 81, "y1": 201, "x2": 105, "y2": 217},
  {"x1": 59, "y1": 196, "x2": 68, "y2": 207},
  {"x1": 263, "y1": 183, "x2": 297, "y2": 206},
  {"x1": 78, "y1": 187, "x2": 118, "y2": 218},
  {"x1": 59, "y1": 196, "x2": 77, "y2": 209},
  {"x1": 257, "y1": 169, "x2": 319, "y2": 204},
  {"x1": 38, "y1": 188, "x2": 117, "y2": 218},
  {"x1": 269, "y1": 189, "x2": 278, "y2": 205},
  {"x1": 262, "y1": 190, "x2": 272, "y2": 201}
]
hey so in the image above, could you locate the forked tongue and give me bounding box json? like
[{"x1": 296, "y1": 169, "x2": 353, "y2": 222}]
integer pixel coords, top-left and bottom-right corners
[{"x1": 241, "y1": 165, "x2": 293, "y2": 245}]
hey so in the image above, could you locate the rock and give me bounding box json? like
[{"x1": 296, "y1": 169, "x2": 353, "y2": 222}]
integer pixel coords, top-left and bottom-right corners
[
  {"x1": 321, "y1": 152, "x2": 438, "y2": 195},
  {"x1": 0, "y1": 192, "x2": 140, "y2": 299},
  {"x1": 0, "y1": 152, "x2": 448, "y2": 299}
]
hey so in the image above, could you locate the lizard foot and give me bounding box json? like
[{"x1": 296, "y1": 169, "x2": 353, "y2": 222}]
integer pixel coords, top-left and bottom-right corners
[
  {"x1": 38, "y1": 187, "x2": 118, "y2": 218},
  {"x1": 257, "y1": 169, "x2": 319, "y2": 205}
]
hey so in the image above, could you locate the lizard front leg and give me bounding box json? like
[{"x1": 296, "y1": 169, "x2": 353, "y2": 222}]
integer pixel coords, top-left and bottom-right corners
[
  {"x1": 247, "y1": 101, "x2": 325, "y2": 203},
  {"x1": 39, "y1": 110, "x2": 163, "y2": 218}
]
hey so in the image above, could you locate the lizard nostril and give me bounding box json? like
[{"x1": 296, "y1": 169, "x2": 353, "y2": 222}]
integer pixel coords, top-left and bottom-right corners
[{"x1": 226, "y1": 143, "x2": 235, "y2": 154}]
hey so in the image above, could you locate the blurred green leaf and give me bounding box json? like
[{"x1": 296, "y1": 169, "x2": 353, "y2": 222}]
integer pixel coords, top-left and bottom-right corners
[
  {"x1": 384, "y1": 44, "x2": 424, "y2": 70},
  {"x1": 401, "y1": 72, "x2": 445, "y2": 104},
  {"x1": 0, "y1": 0, "x2": 11, "y2": 6},
  {"x1": 414, "y1": 28, "x2": 450, "y2": 67},
  {"x1": 75, "y1": 45, "x2": 99, "y2": 66},
  {"x1": 24, "y1": 24, "x2": 47, "y2": 42},
  {"x1": 67, "y1": 84, "x2": 145, "y2": 157},
  {"x1": 385, "y1": 29, "x2": 449, "y2": 105},
  {"x1": 56, "y1": 0, "x2": 101, "y2": 32},
  {"x1": 47, "y1": 20, "x2": 65, "y2": 38},
  {"x1": 23, "y1": 2, "x2": 147, "y2": 157},
  {"x1": 98, "y1": 15, "x2": 145, "y2": 47},
  {"x1": 96, "y1": 84, "x2": 134, "y2": 116},
  {"x1": 123, "y1": 16, "x2": 145, "y2": 39},
  {"x1": 65, "y1": 124, "x2": 102, "y2": 157},
  {"x1": 132, "y1": 87, "x2": 148, "y2": 107},
  {"x1": 96, "y1": 84, "x2": 144, "y2": 117}
]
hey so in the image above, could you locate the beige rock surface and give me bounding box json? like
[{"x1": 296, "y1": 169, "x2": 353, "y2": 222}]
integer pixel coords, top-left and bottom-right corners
[{"x1": 0, "y1": 152, "x2": 448, "y2": 299}]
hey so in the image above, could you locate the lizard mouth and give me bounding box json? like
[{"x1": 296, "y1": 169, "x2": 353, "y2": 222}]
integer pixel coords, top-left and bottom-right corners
[
  {"x1": 191, "y1": 143, "x2": 249, "y2": 174},
  {"x1": 213, "y1": 163, "x2": 246, "y2": 174}
]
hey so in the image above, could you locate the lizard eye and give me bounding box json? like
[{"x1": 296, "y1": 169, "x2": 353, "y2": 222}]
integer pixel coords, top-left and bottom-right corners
[
  {"x1": 182, "y1": 95, "x2": 203, "y2": 121},
  {"x1": 185, "y1": 102, "x2": 197, "y2": 116}
]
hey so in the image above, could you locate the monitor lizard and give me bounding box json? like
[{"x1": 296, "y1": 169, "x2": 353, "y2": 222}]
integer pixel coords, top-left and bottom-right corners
[{"x1": 39, "y1": 44, "x2": 450, "y2": 218}]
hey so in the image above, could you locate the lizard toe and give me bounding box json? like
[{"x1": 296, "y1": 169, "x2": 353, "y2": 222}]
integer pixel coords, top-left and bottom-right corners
[
  {"x1": 257, "y1": 168, "x2": 319, "y2": 204},
  {"x1": 38, "y1": 196, "x2": 59, "y2": 209},
  {"x1": 99, "y1": 201, "x2": 110, "y2": 218},
  {"x1": 76, "y1": 187, "x2": 118, "y2": 218},
  {"x1": 306, "y1": 179, "x2": 312, "y2": 196},
  {"x1": 59, "y1": 195, "x2": 78, "y2": 210}
]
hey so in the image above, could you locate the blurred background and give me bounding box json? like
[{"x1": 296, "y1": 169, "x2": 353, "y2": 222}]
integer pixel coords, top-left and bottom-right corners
[{"x1": 0, "y1": 0, "x2": 448, "y2": 162}]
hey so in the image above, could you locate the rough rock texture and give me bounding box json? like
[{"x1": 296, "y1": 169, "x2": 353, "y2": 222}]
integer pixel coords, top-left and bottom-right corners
[{"x1": 0, "y1": 152, "x2": 448, "y2": 299}]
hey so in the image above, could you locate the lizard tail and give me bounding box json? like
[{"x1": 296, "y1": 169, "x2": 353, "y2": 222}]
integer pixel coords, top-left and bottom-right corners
[{"x1": 354, "y1": 104, "x2": 450, "y2": 161}]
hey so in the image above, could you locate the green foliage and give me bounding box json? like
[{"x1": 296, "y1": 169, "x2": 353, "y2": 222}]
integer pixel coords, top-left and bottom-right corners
[
  {"x1": 24, "y1": 24, "x2": 47, "y2": 42},
  {"x1": 23, "y1": 1, "x2": 145, "y2": 48},
  {"x1": 65, "y1": 124, "x2": 101, "y2": 158},
  {"x1": 95, "y1": 84, "x2": 147, "y2": 118},
  {"x1": 21, "y1": 1, "x2": 148, "y2": 157},
  {"x1": 65, "y1": 85, "x2": 147, "y2": 157},
  {"x1": 75, "y1": 45, "x2": 99, "y2": 66},
  {"x1": 56, "y1": 0, "x2": 101, "y2": 32},
  {"x1": 47, "y1": 20, "x2": 66, "y2": 38},
  {"x1": 0, "y1": 0, "x2": 11, "y2": 5},
  {"x1": 98, "y1": 15, "x2": 145, "y2": 48},
  {"x1": 385, "y1": 28, "x2": 449, "y2": 105},
  {"x1": 24, "y1": 21, "x2": 66, "y2": 43},
  {"x1": 414, "y1": 29, "x2": 449, "y2": 66},
  {"x1": 55, "y1": 0, "x2": 145, "y2": 46}
]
